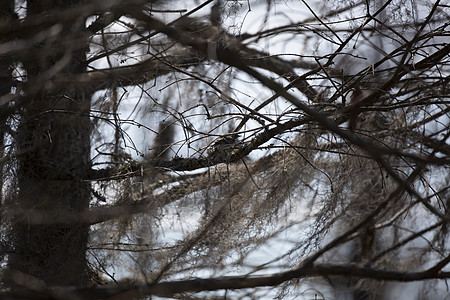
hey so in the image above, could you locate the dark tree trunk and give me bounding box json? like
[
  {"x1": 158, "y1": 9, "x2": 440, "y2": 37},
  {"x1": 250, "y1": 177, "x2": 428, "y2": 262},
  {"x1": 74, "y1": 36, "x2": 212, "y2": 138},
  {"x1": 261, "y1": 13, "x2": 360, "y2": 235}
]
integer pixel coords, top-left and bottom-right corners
[
  {"x1": 0, "y1": 0, "x2": 15, "y2": 243},
  {"x1": 9, "y1": 0, "x2": 92, "y2": 286}
]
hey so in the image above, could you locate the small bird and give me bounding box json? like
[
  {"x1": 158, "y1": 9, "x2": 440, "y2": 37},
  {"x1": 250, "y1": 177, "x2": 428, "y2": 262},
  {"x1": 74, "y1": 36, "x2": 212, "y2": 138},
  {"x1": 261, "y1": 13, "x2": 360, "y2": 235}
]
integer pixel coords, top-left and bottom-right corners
[
  {"x1": 211, "y1": 134, "x2": 239, "y2": 147},
  {"x1": 207, "y1": 134, "x2": 239, "y2": 160}
]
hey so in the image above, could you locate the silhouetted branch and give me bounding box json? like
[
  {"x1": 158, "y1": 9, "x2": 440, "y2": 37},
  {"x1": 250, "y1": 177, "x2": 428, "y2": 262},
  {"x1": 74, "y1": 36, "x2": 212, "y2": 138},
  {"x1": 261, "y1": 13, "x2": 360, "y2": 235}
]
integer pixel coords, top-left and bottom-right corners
[{"x1": 5, "y1": 261, "x2": 450, "y2": 299}]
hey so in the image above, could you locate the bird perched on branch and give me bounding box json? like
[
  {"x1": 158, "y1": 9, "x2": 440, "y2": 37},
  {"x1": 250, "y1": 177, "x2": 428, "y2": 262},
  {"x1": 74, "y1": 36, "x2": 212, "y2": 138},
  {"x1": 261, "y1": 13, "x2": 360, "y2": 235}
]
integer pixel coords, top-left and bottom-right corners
[{"x1": 207, "y1": 134, "x2": 240, "y2": 160}]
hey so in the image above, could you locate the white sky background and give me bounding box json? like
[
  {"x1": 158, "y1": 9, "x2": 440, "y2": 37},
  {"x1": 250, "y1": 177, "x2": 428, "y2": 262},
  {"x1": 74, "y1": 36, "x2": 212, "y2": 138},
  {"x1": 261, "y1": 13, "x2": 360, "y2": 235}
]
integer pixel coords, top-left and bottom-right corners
[
  {"x1": 89, "y1": 0, "x2": 318, "y2": 162},
  {"x1": 85, "y1": 1, "x2": 449, "y2": 299}
]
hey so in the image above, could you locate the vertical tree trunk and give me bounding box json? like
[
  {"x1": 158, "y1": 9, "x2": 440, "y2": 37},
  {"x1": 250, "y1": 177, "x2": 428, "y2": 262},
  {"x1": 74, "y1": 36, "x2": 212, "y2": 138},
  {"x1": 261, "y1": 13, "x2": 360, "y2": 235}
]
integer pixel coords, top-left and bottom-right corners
[
  {"x1": 9, "y1": 0, "x2": 92, "y2": 286},
  {"x1": 0, "y1": 0, "x2": 15, "y2": 242}
]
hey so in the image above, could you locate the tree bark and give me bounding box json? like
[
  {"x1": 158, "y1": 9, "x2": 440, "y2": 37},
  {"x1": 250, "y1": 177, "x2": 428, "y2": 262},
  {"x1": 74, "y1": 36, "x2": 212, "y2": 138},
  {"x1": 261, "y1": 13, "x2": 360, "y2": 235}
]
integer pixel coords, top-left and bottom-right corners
[
  {"x1": 0, "y1": 0, "x2": 15, "y2": 247},
  {"x1": 9, "y1": 0, "x2": 92, "y2": 286}
]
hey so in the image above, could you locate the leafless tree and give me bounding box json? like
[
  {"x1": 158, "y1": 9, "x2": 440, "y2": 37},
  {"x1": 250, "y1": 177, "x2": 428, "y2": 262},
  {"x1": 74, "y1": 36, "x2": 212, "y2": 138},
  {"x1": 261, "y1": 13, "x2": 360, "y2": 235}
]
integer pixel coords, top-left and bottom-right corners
[{"x1": 0, "y1": 0, "x2": 448, "y2": 299}]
